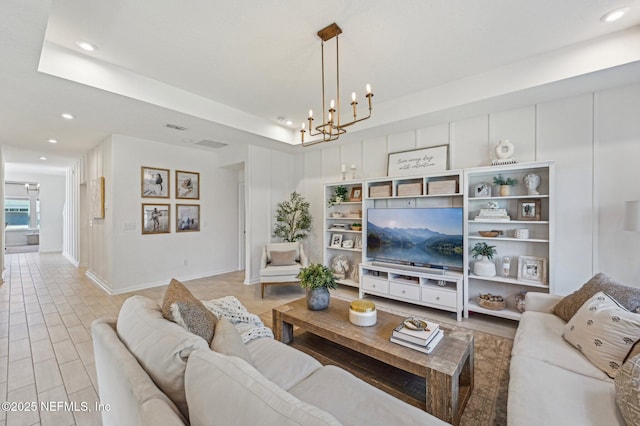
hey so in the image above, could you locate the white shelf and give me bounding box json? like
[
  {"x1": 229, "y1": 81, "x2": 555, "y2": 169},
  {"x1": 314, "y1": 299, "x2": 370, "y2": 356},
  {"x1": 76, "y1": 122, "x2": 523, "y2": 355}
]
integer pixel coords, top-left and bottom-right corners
[
  {"x1": 469, "y1": 220, "x2": 549, "y2": 224},
  {"x1": 336, "y1": 278, "x2": 359, "y2": 288},
  {"x1": 468, "y1": 235, "x2": 549, "y2": 243},
  {"x1": 326, "y1": 217, "x2": 362, "y2": 221},
  {"x1": 327, "y1": 246, "x2": 362, "y2": 253},
  {"x1": 366, "y1": 193, "x2": 462, "y2": 200},
  {"x1": 468, "y1": 273, "x2": 549, "y2": 288},
  {"x1": 328, "y1": 229, "x2": 362, "y2": 233},
  {"x1": 469, "y1": 194, "x2": 549, "y2": 201},
  {"x1": 467, "y1": 299, "x2": 522, "y2": 320}
]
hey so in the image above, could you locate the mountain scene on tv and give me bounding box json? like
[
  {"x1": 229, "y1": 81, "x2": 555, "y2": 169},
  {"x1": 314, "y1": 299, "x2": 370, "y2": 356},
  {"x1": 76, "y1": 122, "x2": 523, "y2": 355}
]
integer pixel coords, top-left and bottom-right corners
[{"x1": 366, "y1": 208, "x2": 463, "y2": 269}]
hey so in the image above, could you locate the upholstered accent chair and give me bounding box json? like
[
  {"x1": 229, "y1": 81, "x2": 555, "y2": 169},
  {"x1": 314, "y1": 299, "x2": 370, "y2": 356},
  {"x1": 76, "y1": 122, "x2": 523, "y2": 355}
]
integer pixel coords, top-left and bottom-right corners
[{"x1": 259, "y1": 242, "x2": 308, "y2": 298}]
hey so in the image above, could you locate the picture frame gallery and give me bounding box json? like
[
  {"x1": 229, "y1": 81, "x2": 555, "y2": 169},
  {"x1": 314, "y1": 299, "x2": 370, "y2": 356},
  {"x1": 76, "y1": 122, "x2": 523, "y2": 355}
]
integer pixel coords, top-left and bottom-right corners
[{"x1": 140, "y1": 166, "x2": 201, "y2": 234}]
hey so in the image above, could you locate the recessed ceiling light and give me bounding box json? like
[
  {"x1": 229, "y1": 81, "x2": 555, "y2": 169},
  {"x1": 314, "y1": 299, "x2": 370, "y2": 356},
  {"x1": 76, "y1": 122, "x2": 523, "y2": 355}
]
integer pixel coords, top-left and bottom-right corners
[
  {"x1": 75, "y1": 40, "x2": 97, "y2": 51},
  {"x1": 40, "y1": 157, "x2": 47, "y2": 161},
  {"x1": 47, "y1": 139, "x2": 58, "y2": 144},
  {"x1": 61, "y1": 113, "x2": 74, "y2": 120},
  {"x1": 601, "y1": 7, "x2": 629, "y2": 23},
  {"x1": 286, "y1": 120, "x2": 293, "y2": 126}
]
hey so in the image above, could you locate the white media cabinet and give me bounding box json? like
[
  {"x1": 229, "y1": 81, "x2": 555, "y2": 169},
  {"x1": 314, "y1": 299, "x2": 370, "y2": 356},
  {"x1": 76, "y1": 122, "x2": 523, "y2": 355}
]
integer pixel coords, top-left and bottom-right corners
[{"x1": 359, "y1": 262, "x2": 464, "y2": 321}]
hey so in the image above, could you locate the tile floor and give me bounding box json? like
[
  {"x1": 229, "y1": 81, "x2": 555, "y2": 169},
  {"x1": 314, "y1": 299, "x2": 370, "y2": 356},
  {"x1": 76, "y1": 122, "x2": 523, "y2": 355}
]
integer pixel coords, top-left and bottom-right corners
[{"x1": 0, "y1": 251, "x2": 516, "y2": 426}]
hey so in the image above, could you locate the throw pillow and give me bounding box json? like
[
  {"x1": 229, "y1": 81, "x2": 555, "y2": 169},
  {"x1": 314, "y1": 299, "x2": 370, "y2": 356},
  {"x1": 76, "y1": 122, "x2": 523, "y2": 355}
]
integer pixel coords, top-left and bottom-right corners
[
  {"x1": 269, "y1": 250, "x2": 297, "y2": 266},
  {"x1": 210, "y1": 317, "x2": 253, "y2": 365},
  {"x1": 162, "y1": 278, "x2": 217, "y2": 343},
  {"x1": 553, "y1": 273, "x2": 640, "y2": 322},
  {"x1": 563, "y1": 292, "x2": 640, "y2": 378},
  {"x1": 615, "y1": 353, "x2": 640, "y2": 426}
]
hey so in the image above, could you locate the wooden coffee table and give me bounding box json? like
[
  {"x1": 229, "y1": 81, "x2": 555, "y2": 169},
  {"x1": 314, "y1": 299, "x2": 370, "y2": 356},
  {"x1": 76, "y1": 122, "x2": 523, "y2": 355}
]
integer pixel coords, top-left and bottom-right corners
[{"x1": 272, "y1": 297, "x2": 474, "y2": 425}]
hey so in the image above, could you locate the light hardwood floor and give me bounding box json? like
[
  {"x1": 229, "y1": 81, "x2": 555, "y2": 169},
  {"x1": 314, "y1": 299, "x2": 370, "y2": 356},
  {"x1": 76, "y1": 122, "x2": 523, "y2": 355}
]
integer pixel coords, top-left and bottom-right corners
[{"x1": 0, "y1": 252, "x2": 516, "y2": 426}]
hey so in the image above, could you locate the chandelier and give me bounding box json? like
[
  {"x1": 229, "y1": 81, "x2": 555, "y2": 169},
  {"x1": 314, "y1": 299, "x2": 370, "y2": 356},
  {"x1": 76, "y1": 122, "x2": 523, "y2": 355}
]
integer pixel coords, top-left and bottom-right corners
[{"x1": 300, "y1": 23, "x2": 373, "y2": 146}]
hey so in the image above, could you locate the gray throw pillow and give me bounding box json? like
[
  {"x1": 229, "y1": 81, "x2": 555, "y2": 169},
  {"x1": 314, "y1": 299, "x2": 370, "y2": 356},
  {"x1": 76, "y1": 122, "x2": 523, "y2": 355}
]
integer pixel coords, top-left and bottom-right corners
[
  {"x1": 162, "y1": 278, "x2": 217, "y2": 343},
  {"x1": 553, "y1": 273, "x2": 640, "y2": 322},
  {"x1": 270, "y1": 250, "x2": 297, "y2": 266},
  {"x1": 616, "y1": 353, "x2": 640, "y2": 425}
]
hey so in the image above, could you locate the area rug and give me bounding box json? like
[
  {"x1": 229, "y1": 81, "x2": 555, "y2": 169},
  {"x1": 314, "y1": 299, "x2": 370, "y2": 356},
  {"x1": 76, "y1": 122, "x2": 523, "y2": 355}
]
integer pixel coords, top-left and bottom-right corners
[{"x1": 260, "y1": 300, "x2": 512, "y2": 426}]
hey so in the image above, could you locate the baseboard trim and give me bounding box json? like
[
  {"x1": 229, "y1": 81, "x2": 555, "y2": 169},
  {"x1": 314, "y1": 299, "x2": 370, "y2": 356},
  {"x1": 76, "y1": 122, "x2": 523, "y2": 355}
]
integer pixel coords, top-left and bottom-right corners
[
  {"x1": 63, "y1": 252, "x2": 79, "y2": 267},
  {"x1": 106, "y1": 267, "x2": 240, "y2": 295},
  {"x1": 85, "y1": 270, "x2": 113, "y2": 295}
]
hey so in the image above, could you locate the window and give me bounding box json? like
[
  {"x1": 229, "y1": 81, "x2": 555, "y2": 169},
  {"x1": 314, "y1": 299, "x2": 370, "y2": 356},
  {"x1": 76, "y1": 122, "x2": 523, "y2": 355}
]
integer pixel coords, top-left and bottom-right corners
[{"x1": 5, "y1": 198, "x2": 31, "y2": 229}]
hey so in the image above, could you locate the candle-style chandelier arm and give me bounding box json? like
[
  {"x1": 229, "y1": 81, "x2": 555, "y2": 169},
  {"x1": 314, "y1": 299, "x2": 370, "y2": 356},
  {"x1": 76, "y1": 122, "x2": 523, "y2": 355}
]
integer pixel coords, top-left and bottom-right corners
[{"x1": 300, "y1": 23, "x2": 373, "y2": 146}]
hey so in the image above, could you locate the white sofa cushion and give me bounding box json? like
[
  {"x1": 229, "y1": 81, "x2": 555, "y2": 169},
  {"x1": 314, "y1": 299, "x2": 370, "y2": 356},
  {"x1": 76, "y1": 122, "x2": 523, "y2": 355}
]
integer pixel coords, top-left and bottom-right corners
[
  {"x1": 184, "y1": 350, "x2": 341, "y2": 426},
  {"x1": 508, "y1": 356, "x2": 625, "y2": 426},
  {"x1": 513, "y1": 311, "x2": 610, "y2": 380},
  {"x1": 246, "y1": 337, "x2": 321, "y2": 390},
  {"x1": 289, "y1": 365, "x2": 449, "y2": 426},
  {"x1": 116, "y1": 295, "x2": 209, "y2": 419},
  {"x1": 563, "y1": 292, "x2": 640, "y2": 378}
]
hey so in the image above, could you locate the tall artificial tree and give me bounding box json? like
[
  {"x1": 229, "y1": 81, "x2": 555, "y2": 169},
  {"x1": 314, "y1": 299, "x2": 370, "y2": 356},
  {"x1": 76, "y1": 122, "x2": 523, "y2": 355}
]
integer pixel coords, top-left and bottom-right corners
[{"x1": 273, "y1": 192, "x2": 312, "y2": 242}]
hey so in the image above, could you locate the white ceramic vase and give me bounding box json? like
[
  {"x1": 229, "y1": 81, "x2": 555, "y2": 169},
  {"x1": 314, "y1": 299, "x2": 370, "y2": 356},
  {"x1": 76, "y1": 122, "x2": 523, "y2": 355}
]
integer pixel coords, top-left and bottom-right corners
[{"x1": 474, "y1": 256, "x2": 496, "y2": 277}]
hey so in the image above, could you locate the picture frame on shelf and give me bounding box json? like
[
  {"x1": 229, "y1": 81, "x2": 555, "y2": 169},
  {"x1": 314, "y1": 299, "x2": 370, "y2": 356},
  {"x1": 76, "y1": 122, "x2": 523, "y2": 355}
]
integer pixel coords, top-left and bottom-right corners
[
  {"x1": 517, "y1": 199, "x2": 541, "y2": 221},
  {"x1": 141, "y1": 166, "x2": 170, "y2": 198},
  {"x1": 142, "y1": 203, "x2": 170, "y2": 234},
  {"x1": 386, "y1": 145, "x2": 448, "y2": 177},
  {"x1": 176, "y1": 204, "x2": 200, "y2": 232},
  {"x1": 474, "y1": 182, "x2": 492, "y2": 198},
  {"x1": 354, "y1": 235, "x2": 363, "y2": 249},
  {"x1": 175, "y1": 170, "x2": 200, "y2": 200},
  {"x1": 330, "y1": 234, "x2": 343, "y2": 248},
  {"x1": 350, "y1": 186, "x2": 363, "y2": 202},
  {"x1": 342, "y1": 240, "x2": 354, "y2": 249},
  {"x1": 517, "y1": 256, "x2": 547, "y2": 284}
]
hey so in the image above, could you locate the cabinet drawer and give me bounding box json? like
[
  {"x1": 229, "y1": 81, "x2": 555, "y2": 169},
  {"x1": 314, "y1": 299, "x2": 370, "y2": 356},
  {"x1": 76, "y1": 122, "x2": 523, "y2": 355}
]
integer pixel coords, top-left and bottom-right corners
[
  {"x1": 389, "y1": 281, "x2": 420, "y2": 301},
  {"x1": 421, "y1": 288, "x2": 457, "y2": 308},
  {"x1": 362, "y1": 276, "x2": 389, "y2": 294}
]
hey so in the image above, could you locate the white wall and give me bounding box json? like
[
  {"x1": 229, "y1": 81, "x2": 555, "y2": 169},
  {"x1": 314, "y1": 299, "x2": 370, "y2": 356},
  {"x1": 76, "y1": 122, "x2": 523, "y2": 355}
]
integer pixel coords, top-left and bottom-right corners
[
  {"x1": 298, "y1": 82, "x2": 640, "y2": 294},
  {"x1": 4, "y1": 170, "x2": 65, "y2": 252}
]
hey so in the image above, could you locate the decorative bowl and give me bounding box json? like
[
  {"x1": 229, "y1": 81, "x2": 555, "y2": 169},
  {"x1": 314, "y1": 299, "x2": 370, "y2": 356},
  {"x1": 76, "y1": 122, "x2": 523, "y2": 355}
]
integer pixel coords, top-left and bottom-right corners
[
  {"x1": 331, "y1": 212, "x2": 343, "y2": 218},
  {"x1": 479, "y1": 230, "x2": 501, "y2": 237}
]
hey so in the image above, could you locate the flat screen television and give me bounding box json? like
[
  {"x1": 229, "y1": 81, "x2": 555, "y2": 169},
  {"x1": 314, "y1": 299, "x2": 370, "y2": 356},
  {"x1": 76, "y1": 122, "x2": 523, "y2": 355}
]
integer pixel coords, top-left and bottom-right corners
[{"x1": 366, "y1": 207, "x2": 463, "y2": 271}]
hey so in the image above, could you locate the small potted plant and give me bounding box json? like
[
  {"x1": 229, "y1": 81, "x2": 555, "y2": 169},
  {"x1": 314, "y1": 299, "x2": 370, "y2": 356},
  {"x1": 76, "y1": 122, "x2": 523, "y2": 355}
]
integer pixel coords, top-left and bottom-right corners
[
  {"x1": 327, "y1": 185, "x2": 348, "y2": 207},
  {"x1": 351, "y1": 223, "x2": 362, "y2": 231},
  {"x1": 493, "y1": 175, "x2": 518, "y2": 196},
  {"x1": 471, "y1": 242, "x2": 497, "y2": 277},
  {"x1": 297, "y1": 263, "x2": 338, "y2": 310}
]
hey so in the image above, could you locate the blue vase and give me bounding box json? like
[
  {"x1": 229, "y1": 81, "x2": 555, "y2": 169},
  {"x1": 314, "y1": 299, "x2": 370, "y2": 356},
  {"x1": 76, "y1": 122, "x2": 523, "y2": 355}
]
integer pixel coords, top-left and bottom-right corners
[{"x1": 306, "y1": 288, "x2": 330, "y2": 310}]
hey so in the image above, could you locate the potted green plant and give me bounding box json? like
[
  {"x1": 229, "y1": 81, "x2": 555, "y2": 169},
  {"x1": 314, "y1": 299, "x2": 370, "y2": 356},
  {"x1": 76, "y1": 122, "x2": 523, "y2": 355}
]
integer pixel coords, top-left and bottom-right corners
[
  {"x1": 327, "y1": 185, "x2": 348, "y2": 207},
  {"x1": 493, "y1": 175, "x2": 518, "y2": 196},
  {"x1": 297, "y1": 263, "x2": 338, "y2": 310},
  {"x1": 273, "y1": 192, "x2": 312, "y2": 242},
  {"x1": 471, "y1": 242, "x2": 497, "y2": 277},
  {"x1": 351, "y1": 223, "x2": 362, "y2": 231}
]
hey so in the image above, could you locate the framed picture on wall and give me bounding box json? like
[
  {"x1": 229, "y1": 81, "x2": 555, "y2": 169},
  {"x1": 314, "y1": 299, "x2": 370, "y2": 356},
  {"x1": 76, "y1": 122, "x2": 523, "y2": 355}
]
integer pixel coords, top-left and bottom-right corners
[
  {"x1": 141, "y1": 166, "x2": 170, "y2": 198},
  {"x1": 176, "y1": 204, "x2": 200, "y2": 232},
  {"x1": 89, "y1": 176, "x2": 105, "y2": 219},
  {"x1": 142, "y1": 204, "x2": 171, "y2": 234},
  {"x1": 387, "y1": 145, "x2": 449, "y2": 177},
  {"x1": 176, "y1": 170, "x2": 200, "y2": 200}
]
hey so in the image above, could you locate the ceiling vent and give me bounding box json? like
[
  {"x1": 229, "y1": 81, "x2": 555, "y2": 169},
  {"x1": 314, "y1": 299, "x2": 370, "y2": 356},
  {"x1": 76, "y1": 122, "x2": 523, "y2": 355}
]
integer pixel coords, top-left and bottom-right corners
[{"x1": 194, "y1": 139, "x2": 228, "y2": 149}]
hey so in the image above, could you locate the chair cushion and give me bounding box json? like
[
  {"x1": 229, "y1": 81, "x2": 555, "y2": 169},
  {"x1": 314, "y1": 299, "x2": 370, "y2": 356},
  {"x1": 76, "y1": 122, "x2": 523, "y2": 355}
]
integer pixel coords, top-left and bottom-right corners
[
  {"x1": 563, "y1": 292, "x2": 640, "y2": 378},
  {"x1": 270, "y1": 250, "x2": 297, "y2": 266},
  {"x1": 553, "y1": 273, "x2": 640, "y2": 322},
  {"x1": 162, "y1": 278, "x2": 217, "y2": 344},
  {"x1": 210, "y1": 317, "x2": 253, "y2": 366},
  {"x1": 267, "y1": 242, "x2": 300, "y2": 262},
  {"x1": 184, "y1": 350, "x2": 341, "y2": 426},
  {"x1": 260, "y1": 264, "x2": 303, "y2": 278},
  {"x1": 116, "y1": 295, "x2": 209, "y2": 419}
]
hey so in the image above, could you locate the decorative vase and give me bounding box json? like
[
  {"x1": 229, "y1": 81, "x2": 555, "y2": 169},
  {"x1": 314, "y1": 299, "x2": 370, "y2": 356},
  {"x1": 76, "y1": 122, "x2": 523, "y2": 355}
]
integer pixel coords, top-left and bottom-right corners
[
  {"x1": 306, "y1": 288, "x2": 330, "y2": 310},
  {"x1": 474, "y1": 256, "x2": 496, "y2": 277},
  {"x1": 499, "y1": 185, "x2": 511, "y2": 196}
]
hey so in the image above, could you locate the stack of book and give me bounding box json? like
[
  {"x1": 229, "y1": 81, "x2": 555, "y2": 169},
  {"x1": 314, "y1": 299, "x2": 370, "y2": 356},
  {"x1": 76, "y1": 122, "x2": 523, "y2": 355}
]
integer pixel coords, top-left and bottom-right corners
[
  {"x1": 474, "y1": 208, "x2": 510, "y2": 221},
  {"x1": 390, "y1": 319, "x2": 444, "y2": 354}
]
